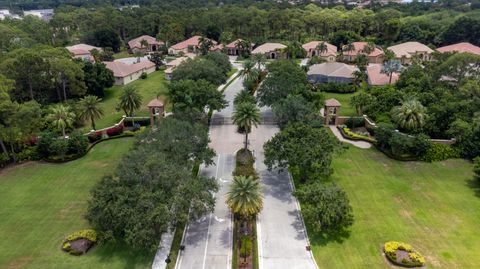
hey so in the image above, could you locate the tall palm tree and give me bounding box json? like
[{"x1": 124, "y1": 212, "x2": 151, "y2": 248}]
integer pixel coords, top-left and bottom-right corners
[
  {"x1": 117, "y1": 85, "x2": 142, "y2": 117},
  {"x1": 362, "y1": 42, "x2": 376, "y2": 55},
  {"x1": 232, "y1": 102, "x2": 261, "y2": 150},
  {"x1": 381, "y1": 60, "x2": 402, "y2": 84},
  {"x1": 78, "y1": 95, "x2": 104, "y2": 130},
  {"x1": 234, "y1": 90, "x2": 256, "y2": 106},
  {"x1": 226, "y1": 175, "x2": 263, "y2": 227},
  {"x1": 140, "y1": 39, "x2": 149, "y2": 51},
  {"x1": 391, "y1": 98, "x2": 427, "y2": 132},
  {"x1": 316, "y1": 41, "x2": 328, "y2": 55},
  {"x1": 198, "y1": 36, "x2": 214, "y2": 55},
  {"x1": 251, "y1": 53, "x2": 266, "y2": 69},
  {"x1": 343, "y1": 42, "x2": 355, "y2": 53},
  {"x1": 47, "y1": 104, "x2": 75, "y2": 138}
]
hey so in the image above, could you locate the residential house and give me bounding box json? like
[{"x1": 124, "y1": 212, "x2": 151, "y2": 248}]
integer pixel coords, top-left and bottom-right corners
[
  {"x1": 342, "y1": 42, "x2": 384, "y2": 64},
  {"x1": 164, "y1": 57, "x2": 189, "y2": 80},
  {"x1": 251, "y1": 43, "x2": 287, "y2": 59},
  {"x1": 168, "y1": 36, "x2": 218, "y2": 55},
  {"x1": 307, "y1": 62, "x2": 358, "y2": 84},
  {"x1": 128, "y1": 35, "x2": 164, "y2": 54},
  {"x1": 302, "y1": 41, "x2": 337, "y2": 62},
  {"x1": 23, "y1": 9, "x2": 54, "y2": 21},
  {"x1": 436, "y1": 42, "x2": 480, "y2": 56},
  {"x1": 225, "y1": 39, "x2": 253, "y2": 56},
  {"x1": 387, "y1": 41, "x2": 433, "y2": 64},
  {"x1": 104, "y1": 59, "x2": 156, "y2": 85},
  {"x1": 66, "y1": 44, "x2": 102, "y2": 62},
  {"x1": 366, "y1": 64, "x2": 399, "y2": 86}
]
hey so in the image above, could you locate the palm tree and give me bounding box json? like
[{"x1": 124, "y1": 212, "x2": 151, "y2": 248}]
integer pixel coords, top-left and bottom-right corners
[
  {"x1": 240, "y1": 60, "x2": 256, "y2": 80},
  {"x1": 391, "y1": 98, "x2": 427, "y2": 132},
  {"x1": 232, "y1": 102, "x2": 261, "y2": 150},
  {"x1": 362, "y1": 42, "x2": 376, "y2": 55},
  {"x1": 140, "y1": 39, "x2": 149, "y2": 51},
  {"x1": 343, "y1": 42, "x2": 355, "y2": 53},
  {"x1": 251, "y1": 53, "x2": 266, "y2": 69},
  {"x1": 226, "y1": 175, "x2": 263, "y2": 228},
  {"x1": 198, "y1": 36, "x2": 214, "y2": 55},
  {"x1": 381, "y1": 60, "x2": 402, "y2": 84},
  {"x1": 316, "y1": 41, "x2": 328, "y2": 55},
  {"x1": 47, "y1": 104, "x2": 75, "y2": 138},
  {"x1": 78, "y1": 95, "x2": 104, "y2": 130},
  {"x1": 117, "y1": 85, "x2": 142, "y2": 117},
  {"x1": 234, "y1": 90, "x2": 256, "y2": 106}
]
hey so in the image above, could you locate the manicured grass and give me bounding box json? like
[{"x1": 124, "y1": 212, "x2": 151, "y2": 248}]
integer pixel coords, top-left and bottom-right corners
[
  {"x1": 322, "y1": 91, "x2": 359, "y2": 116},
  {"x1": 227, "y1": 68, "x2": 238, "y2": 79},
  {"x1": 309, "y1": 147, "x2": 479, "y2": 268},
  {"x1": 0, "y1": 138, "x2": 153, "y2": 269},
  {"x1": 90, "y1": 70, "x2": 169, "y2": 131}
]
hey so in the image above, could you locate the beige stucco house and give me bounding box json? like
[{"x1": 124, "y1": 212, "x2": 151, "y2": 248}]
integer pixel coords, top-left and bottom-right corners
[
  {"x1": 302, "y1": 41, "x2": 337, "y2": 62},
  {"x1": 342, "y1": 42, "x2": 384, "y2": 64},
  {"x1": 387, "y1": 42, "x2": 433, "y2": 64},
  {"x1": 128, "y1": 35, "x2": 163, "y2": 54},
  {"x1": 104, "y1": 59, "x2": 156, "y2": 85},
  {"x1": 251, "y1": 43, "x2": 287, "y2": 59}
]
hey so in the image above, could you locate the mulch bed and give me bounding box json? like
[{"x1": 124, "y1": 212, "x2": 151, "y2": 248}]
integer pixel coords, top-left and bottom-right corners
[{"x1": 64, "y1": 238, "x2": 94, "y2": 256}]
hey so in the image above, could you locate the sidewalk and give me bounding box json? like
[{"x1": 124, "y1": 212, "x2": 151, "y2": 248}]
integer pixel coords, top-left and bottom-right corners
[{"x1": 328, "y1": 125, "x2": 372, "y2": 149}]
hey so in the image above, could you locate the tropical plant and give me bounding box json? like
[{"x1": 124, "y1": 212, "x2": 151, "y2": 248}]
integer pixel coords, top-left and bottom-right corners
[
  {"x1": 343, "y1": 42, "x2": 355, "y2": 53},
  {"x1": 382, "y1": 60, "x2": 402, "y2": 84},
  {"x1": 140, "y1": 39, "x2": 148, "y2": 50},
  {"x1": 198, "y1": 36, "x2": 214, "y2": 55},
  {"x1": 47, "y1": 104, "x2": 75, "y2": 138},
  {"x1": 226, "y1": 175, "x2": 263, "y2": 219},
  {"x1": 235, "y1": 39, "x2": 252, "y2": 58},
  {"x1": 232, "y1": 102, "x2": 261, "y2": 150},
  {"x1": 391, "y1": 98, "x2": 427, "y2": 132},
  {"x1": 234, "y1": 90, "x2": 256, "y2": 106},
  {"x1": 117, "y1": 85, "x2": 142, "y2": 117},
  {"x1": 316, "y1": 42, "x2": 328, "y2": 55},
  {"x1": 350, "y1": 92, "x2": 375, "y2": 115},
  {"x1": 362, "y1": 42, "x2": 375, "y2": 55},
  {"x1": 78, "y1": 95, "x2": 104, "y2": 130},
  {"x1": 251, "y1": 53, "x2": 266, "y2": 69}
]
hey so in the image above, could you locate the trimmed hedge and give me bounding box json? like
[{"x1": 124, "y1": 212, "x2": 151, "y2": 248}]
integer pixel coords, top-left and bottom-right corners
[
  {"x1": 338, "y1": 126, "x2": 376, "y2": 143},
  {"x1": 233, "y1": 149, "x2": 258, "y2": 179},
  {"x1": 420, "y1": 143, "x2": 460, "y2": 162},
  {"x1": 384, "y1": 241, "x2": 425, "y2": 267},
  {"x1": 62, "y1": 229, "x2": 97, "y2": 256},
  {"x1": 315, "y1": 82, "x2": 357, "y2": 93}
]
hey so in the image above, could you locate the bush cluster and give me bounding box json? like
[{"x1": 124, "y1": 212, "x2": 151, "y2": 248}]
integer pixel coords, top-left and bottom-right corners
[
  {"x1": 373, "y1": 124, "x2": 431, "y2": 160},
  {"x1": 233, "y1": 149, "x2": 258, "y2": 179},
  {"x1": 339, "y1": 126, "x2": 376, "y2": 143},
  {"x1": 37, "y1": 131, "x2": 89, "y2": 160},
  {"x1": 239, "y1": 236, "x2": 252, "y2": 258},
  {"x1": 345, "y1": 117, "x2": 365, "y2": 129},
  {"x1": 315, "y1": 82, "x2": 357, "y2": 93},
  {"x1": 384, "y1": 241, "x2": 425, "y2": 267},
  {"x1": 62, "y1": 229, "x2": 97, "y2": 256},
  {"x1": 420, "y1": 143, "x2": 460, "y2": 162}
]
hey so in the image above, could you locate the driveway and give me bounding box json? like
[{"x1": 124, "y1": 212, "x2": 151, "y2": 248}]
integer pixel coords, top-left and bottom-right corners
[{"x1": 250, "y1": 123, "x2": 318, "y2": 269}]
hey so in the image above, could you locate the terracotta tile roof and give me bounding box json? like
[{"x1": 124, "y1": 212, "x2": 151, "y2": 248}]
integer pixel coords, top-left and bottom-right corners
[
  {"x1": 387, "y1": 42, "x2": 433, "y2": 59},
  {"x1": 128, "y1": 35, "x2": 163, "y2": 49},
  {"x1": 302, "y1": 41, "x2": 337, "y2": 56},
  {"x1": 436, "y1": 42, "x2": 480, "y2": 55},
  {"x1": 165, "y1": 57, "x2": 189, "y2": 68},
  {"x1": 251, "y1": 43, "x2": 286, "y2": 54},
  {"x1": 170, "y1": 36, "x2": 217, "y2": 50},
  {"x1": 226, "y1": 39, "x2": 254, "y2": 49},
  {"x1": 367, "y1": 64, "x2": 399, "y2": 86},
  {"x1": 103, "y1": 60, "x2": 155, "y2": 78},
  {"x1": 325, "y1": 98, "x2": 341, "y2": 107},
  {"x1": 147, "y1": 98, "x2": 164, "y2": 107},
  {"x1": 66, "y1": 43, "x2": 102, "y2": 53},
  {"x1": 307, "y1": 62, "x2": 358, "y2": 78},
  {"x1": 342, "y1": 42, "x2": 384, "y2": 57}
]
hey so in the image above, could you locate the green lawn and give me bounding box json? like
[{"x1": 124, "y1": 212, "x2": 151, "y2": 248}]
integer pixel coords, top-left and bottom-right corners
[
  {"x1": 113, "y1": 51, "x2": 131, "y2": 59},
  {"x1": 322, "y1": 91, "x2": 359, "y2": 116},
  {"x1": 0, "y1": 138, "x2": 152, "y2": 269},
  {"x1": 309, "y1": 147, "x2": 479, "y2": 269},
  {"x1": 91, "y1": 70, "x2": 169, "y2": 131}
]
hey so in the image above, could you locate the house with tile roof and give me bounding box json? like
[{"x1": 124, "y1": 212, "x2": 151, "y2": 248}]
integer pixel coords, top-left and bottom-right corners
[
  {"x1": 342, "y1": 42, "x2": 384, "y2": 64},
  {"x1": 302, "y1": 41, "x2": 337, "y2": 62},
  {"x1": 128, "y1": 35, "x2": 163, "y2": 54},
  {"x1": 104, "y1": 59, "x2": 156, "y2": 85},
  {"x1": 168, "y1": 36, "x2": 218, "y2": 55},
  {"x1": 367, "y1": 64, "x2": 399, "y2": 86},
  {"x1": 65, "y1": 44, "x2": 102, "y2": 62},
  {"x1": 251, "y1": 43, "x2": 287, "y2": 59},
  {"x1": 225, "y1": 39, "x2": 254, "y2": 56},
  {"x1": 307, "y1": 62, "x2": 358, "y2": 84},
  {"x1": 387, "y1": 41, "x2": 433, "y2": 64},
  {"x1": 164, "y1": 56, "x2": 190, "y2": 80},
  {"x1": 436, "y1": 42, "x2": 480, "y2": 56}
]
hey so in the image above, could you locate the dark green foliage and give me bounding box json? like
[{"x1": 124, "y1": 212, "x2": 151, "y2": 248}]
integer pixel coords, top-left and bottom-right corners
[
  {"x1": 314, "y1": 83, "x2": 357, "y2": 94},
  {"x1": 82, "y1": 61, "x2": 114, "y2": 97},
  {"x1": 233, "y1": 90, "x2": 256, "y2": 106},
  {"x1": 148, "y1": 51, "x2": 164, "y2": 70},
  {"x1": 294, "y1": 182, "x2": 354, "y2": 233},
  {"x1": 345, "y1": 117, "x2": 365, "y2": 129},
  {"x1": 420, "y1": 143, "x2": 460, "y2": 162},
  {"x1": 171, "y1": 58, "x2": 227, "y2": 86},
  {"x1": 474, "y1": 157, "x2": 480, "y2": 181},
  {"x1": 329, "y1": 30, "x2": 362, "y2": 48},
  {"x1": 168, "y1": 79, "x2": 227, "y2": 114},
  {"x1": 233, "y1": 149, "x2": 257, "y2": 179},
  {"x1": 264, "y1": 123, "x2": 339, "y2": 183},
  {"x1": 87, "y1": 117, "x2": 218, "y2": 250},
  {"x1": 67, "y1": 131, "x2": 89, "y2": 155},
  {"x1": 37, "y1": 131, "x2": 56, "y2": 158},
  {"x1": 85, "y1": 28, "x2": 121, "y2": 52},
  {"x1": 50, "y1": 139, "x2": 69, "y2": 161},
  {"x1": 442, "y1": 16, "x2": 480, "y2": 46},
  {"x1": 203, "y1": 52, "x2": 232, "y2": 76},
  {"x1": 272, "y1": 94, "x2": 318, "y2": 128},
  {"x1": 374, "y1": 124, "x2": 431, "y2": 159}
]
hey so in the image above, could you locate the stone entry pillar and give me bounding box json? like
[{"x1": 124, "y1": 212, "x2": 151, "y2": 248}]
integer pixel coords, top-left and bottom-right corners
[
  {"x1": 147, "y1": 98, "x2": 165, "y2": 127},
  {"x1": 324, "y1": 98, "x2": 341, "y2": 126}
]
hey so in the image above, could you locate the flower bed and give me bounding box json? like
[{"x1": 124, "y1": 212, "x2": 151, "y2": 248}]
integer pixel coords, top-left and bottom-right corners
[
  {"x1": 62, "y1": 229, "x2": 97, "y2": 256},
  {"x1": 384, "y1": 241, "x2": 425, "y2": 267},
  {"x1": 338, "y1": 126, "x2": 376, "y2": 143}
]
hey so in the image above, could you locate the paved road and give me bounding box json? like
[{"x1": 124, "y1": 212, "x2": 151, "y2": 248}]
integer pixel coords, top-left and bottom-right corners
[
  {"x1": 251, "y1": 123, "x2": 318, "y2": 269},
  {"x1": 176, "y1": 73, "x2": 244, "y2": 269}
]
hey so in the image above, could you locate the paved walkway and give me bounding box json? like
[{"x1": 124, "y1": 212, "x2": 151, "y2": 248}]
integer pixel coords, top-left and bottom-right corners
[
  {"x1": 251, "y1": 124, "x2": 319, "y2": 269},
  {"x1": 328, "y1": 125, "x2": 372, "y2": 149},
  {"x1": 152, "y1": 229, "x2": 175, "y2": 269}
]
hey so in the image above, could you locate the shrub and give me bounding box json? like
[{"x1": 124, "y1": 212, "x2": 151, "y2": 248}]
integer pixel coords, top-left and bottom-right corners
[
  {"x1": 474, "y1": 157, "x2": 480, "y2": 181},
  {"x1": 17, "y1": 146, "x2": 40, "y2": 162},
  {"x1": 233, "y1": 149, "x2": 258, "y2": 179},
  {"x1": 315, "y1": 82, "x2": 357, "y2": 93},
  {"x1": 420, "y1": 143, "x2": 460, "y2": 162},
  {"x1": 384, "y1": 241, "x2": 425, "y2": 267},
  {"x1": 239, "y1": 236, "x2": 252, "y2": 258},
  {"x1": 66, "y1": 229, "x2": 97, "y2": 242},
  {"x1": 140, "y1": 72, "x2": 147, "y2": 79},
  {"x1": 68, "y1": 131, "x2": 89, "y2": 155},
  {"x1": 87, "y1": 132, "x2": 101, "y2": 143},
  {"x1": 0, "y1": 152, "x2": 10, "y2": 167},
  {"x1": 345, "y1": 117, "x2": 365, "y2": 128},
  {"x1": 37, "y1": 131, "x2": 56, "y2": 158},
  {"x1": 339, "y1": 126, "x2": 376, "y2": 143},
  {"x1": 50, "y1": 139, "x2": 69, "y2": 161}
]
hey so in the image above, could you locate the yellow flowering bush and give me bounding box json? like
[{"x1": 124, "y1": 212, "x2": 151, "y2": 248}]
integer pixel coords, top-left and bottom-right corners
[
  {"x1": 384, "y1": 241, "x2": 425, "y2": 267},
  {"x1": 65, "y1": 229, "x2": 97, "y2": 242},
  {"x1": 340, "y1": 126, "x2": 376, "y2": 143}
]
